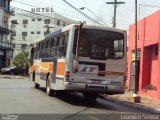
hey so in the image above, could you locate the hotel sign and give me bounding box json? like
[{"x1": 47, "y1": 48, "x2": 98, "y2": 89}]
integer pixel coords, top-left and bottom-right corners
[{"x1": 31, "y1": 7, "x2": 54, "y2": 13}]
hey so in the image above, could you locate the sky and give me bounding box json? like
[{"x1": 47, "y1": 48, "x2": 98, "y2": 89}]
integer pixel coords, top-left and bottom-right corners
[{"x1": 10, "y1": 0, "x2": 160, "y2": 30}]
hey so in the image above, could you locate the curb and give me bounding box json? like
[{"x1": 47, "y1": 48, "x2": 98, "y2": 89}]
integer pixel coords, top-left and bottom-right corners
[
  {"x1": 99, "y1": 95, "x2": 160, "y2": 114},
  {"x1": 0, "y1": 76, "x2": 28, "y2": 79}
]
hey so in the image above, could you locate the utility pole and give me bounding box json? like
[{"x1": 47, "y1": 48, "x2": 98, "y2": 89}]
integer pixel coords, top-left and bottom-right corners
[
  {"x1": 106, "y1": 0, "x2": 125, "y2": 27},
  {"x1": 43, "y1": 25, "x2": 54, "y2": 34},
  {"x1": 133, "y1": 0, "x2": 141, "y2": 103}
]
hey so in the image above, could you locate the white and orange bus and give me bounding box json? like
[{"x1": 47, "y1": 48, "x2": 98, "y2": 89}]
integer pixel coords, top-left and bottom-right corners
[{"x1": 29, "y1": 23, "x2": 127, "y2": 100}]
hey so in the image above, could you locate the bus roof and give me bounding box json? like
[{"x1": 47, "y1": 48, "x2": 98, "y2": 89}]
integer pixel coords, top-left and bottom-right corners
[{"x1": 33, "y1": 24, "x2": 126, "y2": 44}]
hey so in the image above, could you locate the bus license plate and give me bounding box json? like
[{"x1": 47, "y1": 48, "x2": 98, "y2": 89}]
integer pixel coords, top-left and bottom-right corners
[{"x1": 91, "y1": 80, "x2": 100, "y2": 84}]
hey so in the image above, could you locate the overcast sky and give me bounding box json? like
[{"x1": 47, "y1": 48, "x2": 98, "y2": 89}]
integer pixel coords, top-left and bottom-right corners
[{"x1": 11, "y1": 0, "x2": 160, "y2": 29}]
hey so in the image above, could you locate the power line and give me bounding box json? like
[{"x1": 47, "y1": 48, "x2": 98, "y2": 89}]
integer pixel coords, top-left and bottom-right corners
[
  {"x1": 12, "y1": 0, "x2": 97, "y2": 24},
  {"x1": 12, "y1": 0, "x2": 85, "y2": 20},
  {"x1": 13, "y1": 0, "x2": 77, "y2": 15},
  {"x1": 62, "y1": 0, "x2": 105, "y2": 26}
]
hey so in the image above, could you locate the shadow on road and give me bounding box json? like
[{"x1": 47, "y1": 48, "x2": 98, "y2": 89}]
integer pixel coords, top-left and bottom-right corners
[{"x1": 38, "y1": 87, "x2": 138, "y2": 113}]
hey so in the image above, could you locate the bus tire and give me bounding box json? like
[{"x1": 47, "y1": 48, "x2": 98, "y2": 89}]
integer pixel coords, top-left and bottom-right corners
[
  {"x1": 35, "y1": 83, "x2": 39, "y2": 89},
  {"x1": 46, "y1": 76, "x2": 54, "y2": 96},
  {"x1": 83, "y1": 92, "x2": 98, "y2": 102}
]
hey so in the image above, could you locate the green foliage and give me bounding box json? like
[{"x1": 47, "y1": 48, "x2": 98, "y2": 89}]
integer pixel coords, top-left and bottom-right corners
[{"x1": 12, "y1": 51, "x2": 29, "y2": 69}]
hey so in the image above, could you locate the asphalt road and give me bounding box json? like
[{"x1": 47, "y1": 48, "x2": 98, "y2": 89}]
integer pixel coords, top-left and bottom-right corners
[{"x1": 0, "y1": 78, "x2": 149, "y2": 120}]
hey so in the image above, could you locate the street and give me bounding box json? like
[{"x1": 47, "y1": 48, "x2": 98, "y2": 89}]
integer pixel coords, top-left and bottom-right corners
[{"x1": 0, "y1": 78, "x2": 149, "y2": 119}]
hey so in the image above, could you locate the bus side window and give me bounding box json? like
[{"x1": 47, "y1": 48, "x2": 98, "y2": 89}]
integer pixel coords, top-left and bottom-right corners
[
  {"x1": 50, "y1": 37, "x2": 56, "y2": 57},
  {"x1": 53, "y1": 36, "x2": 60, "y2": 47},
  {"x1": 51, "y1": 37, "x2": 54, "y2": 47},
  {"x1": 39, "y1": 41, "x2": 44, "y2": 58},
  {"x1": 44, "y1": 40, "x2": 50, "y2": 58},
  {"x1": 37, "y1": 43, "x2": 40, "y2": 58},
  {"x1": 33, "y1": 44, "x2": 37, "y2": 59},
  {"x1": 57, "y1": 34, "x2": 65, "y2": 58},
  {"x1": 59, "y1": 34, "x2": 65, "y2": 46}
]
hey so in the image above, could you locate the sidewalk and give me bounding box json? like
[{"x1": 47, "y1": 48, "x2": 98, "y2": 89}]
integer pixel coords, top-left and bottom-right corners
[
  {"x1": 0, "y1": 74, "x2": 29, "y2": 79},
  {"x1": 101, "y1": 92, "x2": 160, "y2": 114}
]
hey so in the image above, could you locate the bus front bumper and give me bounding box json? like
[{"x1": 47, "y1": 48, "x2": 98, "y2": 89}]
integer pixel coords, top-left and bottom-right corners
[{"x1": 64, "y1": 82, "x2": 125, "y2": 94}]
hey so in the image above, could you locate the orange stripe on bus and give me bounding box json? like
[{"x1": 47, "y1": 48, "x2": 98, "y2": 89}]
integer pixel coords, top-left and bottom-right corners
[
  {"x1": 56, "y1": 62, "x2": 65, "y2": 76},
  {"x1": 41, "y1": 62, "x2": 53, "y2": 73},
  {"x1": 98, "y1": 71, "x2": 124, "y2": 76}
]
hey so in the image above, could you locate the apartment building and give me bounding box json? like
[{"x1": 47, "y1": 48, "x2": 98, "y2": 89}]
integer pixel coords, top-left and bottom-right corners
[
  {"x1": 0, "y1": 0, "x2": 13, "y2": 68},
  {"x1": 9, "y1": 12, "x2": 75, "y2": 57}
]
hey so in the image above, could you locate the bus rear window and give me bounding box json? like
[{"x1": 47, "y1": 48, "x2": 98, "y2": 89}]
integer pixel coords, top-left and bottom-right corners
[{"x1": 73, "y1": 29, "x2": 124, "y2": 60}]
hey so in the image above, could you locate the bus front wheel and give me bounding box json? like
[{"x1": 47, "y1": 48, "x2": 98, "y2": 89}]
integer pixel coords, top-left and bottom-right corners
[
  {"x1": 46, "y1": 76, "x2": 55, "y2": 96},
  {"x1": 35, "y1": 83, "x2": 39, "y2": 89}
]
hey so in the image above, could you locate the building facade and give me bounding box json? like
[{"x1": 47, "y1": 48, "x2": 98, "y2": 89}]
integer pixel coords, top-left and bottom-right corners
[
  {"x1": 0, "y1": 0, "x2": 13, "y2": 69},
  {"x1": 8, "y1": 12, "x2": 75, "y2": 57},
  {"x1": 127, "y1": 10, "x2": 160, "y2": 99}
]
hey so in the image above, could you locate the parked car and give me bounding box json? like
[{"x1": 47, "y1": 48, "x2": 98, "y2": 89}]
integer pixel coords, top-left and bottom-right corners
[{"x1": 1, "y1": 66, "x2": 26, "y2": 75}]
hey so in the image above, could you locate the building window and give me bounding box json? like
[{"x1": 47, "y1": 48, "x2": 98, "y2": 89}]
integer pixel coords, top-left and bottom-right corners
[
  {"x1": 22, "y1": 32, "x2": 27, "y2": 37},
  {"x1": 30, "y1": 44, "x2": 33, "y2": 47},
  {"x1": 0, "y1": 0, "x2": 5, "y2": 7},
  {"x1": 12, "y1": 20, "x2": 17, "y2": 23},
  {"x1": 31, "y1": 31, "x2": 34, "y2": 34},
  {"x1": 45, "y1": 19, "x2": 50, "y2": 24},
  {"x1": 57, "y1": 20, "x2": 60, "y2": 26},
  {"x1": 32, "y1": 19, "x2": 35, "y2": 21},
  {"x1": 63, "y1": 22, "x2": 65, "y2": 27},
  {"x1": 23, "y1": 20, "x2": 28, "y2": 24},
  {"x1": 12, "y1": 30, "x2": 16, "y2": 36},
  {"x1": 21, "y1": 44, "x2": 27, "y2": 49},
  {"x1": 38, "y1": 18, "x2": 41, "y2": 21},
  {"x1": 44, "y1": 32, "x2": 47, "y2": 35},
  {"x1": 12, "y1": 44, "x2": 15, "y2": 48},
  {"x1": 37, "y1": 31, "x2": 41, "y2": 34}
]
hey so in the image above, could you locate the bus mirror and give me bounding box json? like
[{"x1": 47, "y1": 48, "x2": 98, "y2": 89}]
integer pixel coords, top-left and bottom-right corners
[{"x1": 73, "y1": 60, "x2": 79, "y2": 73}]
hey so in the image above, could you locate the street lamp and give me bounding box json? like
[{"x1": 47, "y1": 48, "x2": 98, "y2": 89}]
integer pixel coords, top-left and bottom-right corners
[
  {"x1": 10, "y1": 20, "x2": 18, "y2": 45},
  {"x1": 43, "y1": 25, "x2": 54, "y2": 34},
  {"x1": 79, "y1": 7, "x2": 108, "y2": 26}
]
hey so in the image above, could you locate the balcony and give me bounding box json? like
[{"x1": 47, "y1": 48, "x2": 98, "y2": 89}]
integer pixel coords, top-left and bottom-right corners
[
  {"x1": 0, "y1": 23, "x2": 10, "y2": 34},
  {"x1": 0, "y1": 41, "x2": 12, "y2": 49},
  {"x1": 4, "y1": 7, "x2": 14, "y2": 15}
]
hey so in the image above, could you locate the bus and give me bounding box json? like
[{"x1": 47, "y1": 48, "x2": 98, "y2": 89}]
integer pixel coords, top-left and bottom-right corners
[{"x1": 29, "y1": 23, "x2": 127, "y2": 101}]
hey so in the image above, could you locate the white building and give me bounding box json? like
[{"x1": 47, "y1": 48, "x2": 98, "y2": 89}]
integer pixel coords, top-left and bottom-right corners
[{"x1": 9, "y1": 12, "x2": 75, "y2": 57}]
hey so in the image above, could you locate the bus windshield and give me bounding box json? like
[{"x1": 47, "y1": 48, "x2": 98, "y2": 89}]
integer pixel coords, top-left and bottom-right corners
[{"x1": 74, "y1": 28, "x2": 124, "y2": 60}]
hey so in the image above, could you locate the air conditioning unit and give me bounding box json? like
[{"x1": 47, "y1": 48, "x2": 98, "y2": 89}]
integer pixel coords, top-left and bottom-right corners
[
  {"x1": 22, "y1": 37, "x2": 26, "y2": 40},
  {"x1": 23, "y1": 24, "x2": 27, "y2": 28}
]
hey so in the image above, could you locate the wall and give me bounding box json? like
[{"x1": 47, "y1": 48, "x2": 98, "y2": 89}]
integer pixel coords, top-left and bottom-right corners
[{"x1": 128, "y1": 10, "x2": 160, "y2": 99}]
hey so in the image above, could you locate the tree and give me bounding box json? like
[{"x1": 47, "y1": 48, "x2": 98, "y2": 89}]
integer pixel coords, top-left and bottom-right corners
[{"x1": 12, "y1": 51, "x2": 29, "y2": 74}]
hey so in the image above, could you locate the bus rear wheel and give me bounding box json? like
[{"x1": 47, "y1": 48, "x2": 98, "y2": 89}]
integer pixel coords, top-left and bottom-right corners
[{"x1": 83, "y1": 92, "x2": 98, "y2": 102}]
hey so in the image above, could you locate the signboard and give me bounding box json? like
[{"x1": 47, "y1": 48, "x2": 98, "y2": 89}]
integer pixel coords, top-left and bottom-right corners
[
  {"x1": 6, "y1": 50, "x2": 13, "y2": 58},
  {"x1": 132, "y1": 50, "x2": 141, "y2": 61},
  {"x1": 79, "y1": 64, "x2": 98, "y2": 75}
]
